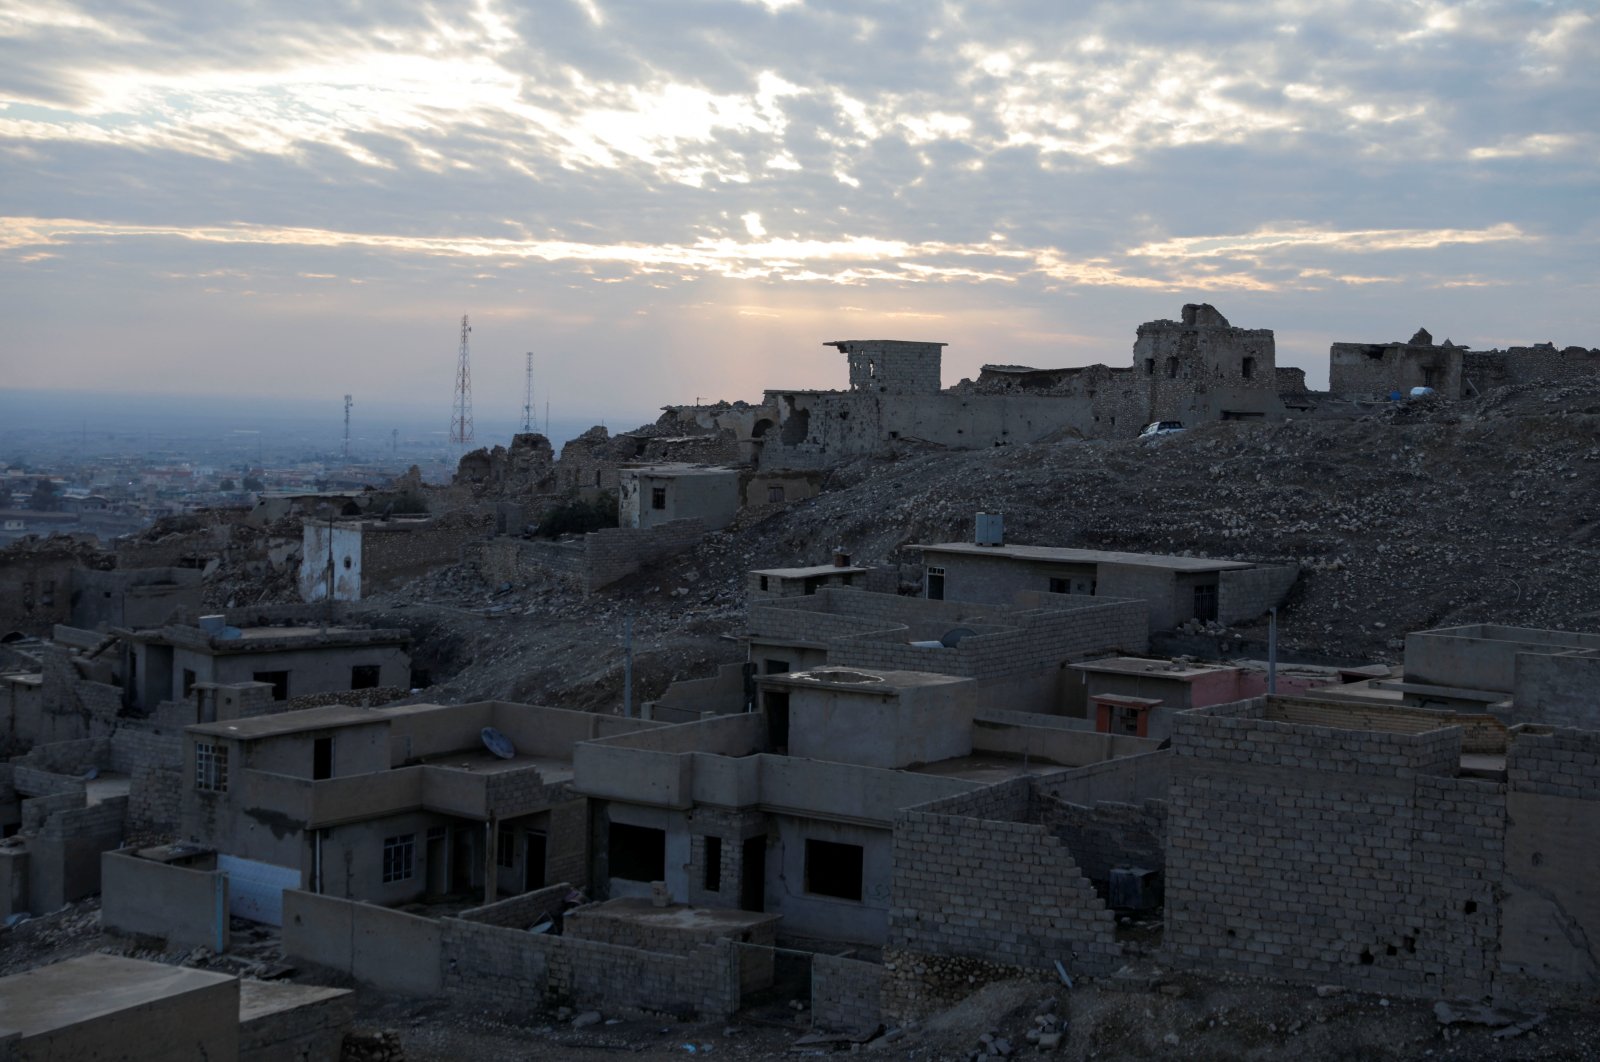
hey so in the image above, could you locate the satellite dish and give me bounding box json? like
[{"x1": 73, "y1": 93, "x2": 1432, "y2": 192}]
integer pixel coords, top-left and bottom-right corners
[
  {"x1": 481, "y1": 726, "x2": 516, "y2": 759},
  {"x1": 940, "y1": 627, "x2": 976, "y2": 648}
]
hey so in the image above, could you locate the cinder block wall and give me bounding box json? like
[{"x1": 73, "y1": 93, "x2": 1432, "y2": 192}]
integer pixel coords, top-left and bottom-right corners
[
  {"x1": 1164, "y1": 699, "x2": 1503, "y2": 998},
  {"x1": 888, "y1": 779, "x2": 1120, "y2": 976},
  {"x1": 811, "y1": 952, "x2": 884, "y2": 1032}
]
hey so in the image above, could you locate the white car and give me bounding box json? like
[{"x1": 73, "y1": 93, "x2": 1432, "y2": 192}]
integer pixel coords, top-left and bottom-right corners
[{"x1": 1138, "y1": 421, "x2": 1186, "y2": 440}]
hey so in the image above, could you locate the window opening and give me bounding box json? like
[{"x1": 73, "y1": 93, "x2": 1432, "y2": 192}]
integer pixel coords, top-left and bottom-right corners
[
  {"x1": 195, "y1": 742, "x2": 228, "y2": 792},
  {"x1": 703, "y1": 836, "x2": 723, "y2": 892},
  {"x1": 804, "y1": 839, "x2": 864, "y2": 901},
  {"x1": 382, "y1": 834, "x2": 415, "y2": 884}
]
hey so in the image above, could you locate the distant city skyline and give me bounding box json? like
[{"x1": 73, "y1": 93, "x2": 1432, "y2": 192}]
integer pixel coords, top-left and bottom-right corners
[{"x1": 2, "y1": 1, "x2": 1595, "y2": 411}]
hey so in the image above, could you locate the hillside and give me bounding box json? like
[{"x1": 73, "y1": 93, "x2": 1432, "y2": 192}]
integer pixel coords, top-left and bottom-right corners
[{"x1": 358, "y1": 378, "x2": 1600, "y2": 707}]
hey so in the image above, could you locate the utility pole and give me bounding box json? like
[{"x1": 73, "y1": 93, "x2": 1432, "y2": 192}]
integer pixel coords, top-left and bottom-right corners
[
  {"x1": 343, "y1": 395, "x2": 352, "y2": 462},
  {"x1": 522, "y1": 352, "x2": 535, "y2": 433},
  {"x1": 391, "y1": 428, "x2": 398, "y2": 457},
  {"x1": 449, "y1": 315, "x2": 474, "y2": 450},
  {"x1": 622, "y1": 617, "x2": 634, "y2": 718}
]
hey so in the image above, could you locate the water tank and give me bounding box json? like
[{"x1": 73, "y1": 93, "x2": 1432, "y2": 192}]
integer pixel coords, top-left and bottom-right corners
[
  {"x1": 198, "y1": 615, "x2": 227, "y2": 635},
  {"x1": 975, "y1": 512, "x2": 1004, "y2": 547}
]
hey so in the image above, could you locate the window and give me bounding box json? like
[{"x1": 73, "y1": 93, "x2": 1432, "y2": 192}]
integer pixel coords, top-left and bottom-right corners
[
  {"x1": 804, "y1": 839, "x2": 864, "y2": 901},
  {"x1": 764, "y1": 658, "x2": 790, "y2": 675},
  {"x1": 1241, "y1": 357, "x2": 1256, "y2": 379},
  {"x1": 1144, "y1": 358, "x2": 1155, "y2": 375},
  {"x1": 497, "y1": 827, "x2": 515, "y2": 869},
  {"x1": 608, "y1": 822, "x2": 666, "y2": 882},
  {"x1": 253, "y1": 670, "x2": 289, "y2": 701},
  {"x1": 1421, "y1": 366, "x2": 1439, "y2": 388},
  {"x1": 313, "y1": 736, "x2": 333, "y2": 780},
  {"x1": 195, "y1": 742, "x2": 228, "y2": 792},
  {"x1": 703, "y1": 836, "x2": 723, "y2": 892},
  {"x1": 767, "y1": 485, "x2": 784, "y2": 503},
  {"x1": 1165, "y1": 358, "x2": 1179, "y2": 378},
  {"x1": 382, "y1": 834, "x2": 415, "y2": 883},
  {"x1": 926, "y1": 565, "x2": 945, "y2": 601},
  {"x1": 182, "y1": 668, "x2": 197, "y2": 697},
  {"x1": 350, "y1": 665, "x2": 380, "y2": 690},
  {"x1": 651, "y1": 486, "x2": 667, "y2": 510},
  {"x1": 1048, "y1": 577, "x2": 1070, "y2": 594},
  {"x1": 758, "y1": 576, "x2": 769, "y2": 592}
]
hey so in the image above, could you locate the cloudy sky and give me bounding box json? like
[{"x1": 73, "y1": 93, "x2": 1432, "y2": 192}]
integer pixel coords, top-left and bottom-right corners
[{"x1": 1, "y1": 0, "x2": 1595, "y2": 428}]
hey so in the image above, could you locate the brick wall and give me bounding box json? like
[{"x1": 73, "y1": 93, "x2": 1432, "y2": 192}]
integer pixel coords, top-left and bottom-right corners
[
  {"x1": 1217, "y1": 564, "x2": 1300, "y2": 625},
  {"x1": 440, "y1": 917, "x2": 742, "y2": 1019},
  {"x1": 888, "y1": 780, "x2": 1121, "y2": 977},
  {"x1": 1164, "y1": 701, "x2": 1503, "y2": 998},
  {"x1": 1035, "y1": 792, "x2": 1167, "y2": 885},
  {"x1": 811, "y1": 952, "x2": 884, "y2": 1032},
  {"x1": 460, "y1": 882, "x2": 573, "y2": 928},
  {"x1": 583, "y1": 519, "x2": 707, "y2": 593}
]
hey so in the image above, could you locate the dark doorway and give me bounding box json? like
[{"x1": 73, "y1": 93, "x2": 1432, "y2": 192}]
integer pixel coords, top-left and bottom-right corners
[
  {"x1": 926, "y1": 566, "x2": 945, "y2": 600},
  {"x1": 312, "y1": 736, "x2": 333, "y2": 780},
  {"x1": 525, "y1": 831, "x2": 547, "y2": 890},
  {"x1": 608, "y1": 822, "x2": 666, "y2": 882},
  {"x1": 741, "y1": 836, "x2": 765, "y2": 911},
  {"x1": 253, "y1": 670, "x2": 290, "y2": 701},
  {"x1": 704, "y1": 836, "x2": 723, "y2": 893},
  {"x1": 450, "y1": 827, "x2": 477, "y2": 894},
  {"x1": 1193, "y1": 583, "x2": 1219, "y2": 622},
  {"x1": 765, "y1": 691, "x2": 790, "y2": 752},
  {"x1": 350, "y1": 664, "x2": 380, "y2": 689}
]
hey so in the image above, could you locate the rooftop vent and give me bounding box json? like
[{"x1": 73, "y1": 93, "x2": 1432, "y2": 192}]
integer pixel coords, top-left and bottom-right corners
[{"x1": 975, "y1": 512, "x2": 1004, "y2": 547}]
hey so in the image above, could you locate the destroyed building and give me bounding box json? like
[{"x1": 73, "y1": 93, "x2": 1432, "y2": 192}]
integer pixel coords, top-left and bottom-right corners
[
  {"x1": 747, "y1": 306, "x2": 1303, "y2": 468},
  {"x1": 1330, "y1": 326, "x2": 1600, "y2": 399}
]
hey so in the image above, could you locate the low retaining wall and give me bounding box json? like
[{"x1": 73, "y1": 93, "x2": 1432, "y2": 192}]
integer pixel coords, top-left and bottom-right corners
[
  {"x1": 101, "y1": 849, "x2": 228, "y2": 953},
  {"x1": 281, "y1": 890, "x2": 443, "y2": 996}
]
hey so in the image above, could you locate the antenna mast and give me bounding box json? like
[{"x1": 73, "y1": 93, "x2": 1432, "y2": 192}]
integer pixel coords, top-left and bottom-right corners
[
  {"x1": 522, "y1": 351, "x2": 535, "y2": 433},
  {"x1": 342, "y1": 394, "x2": 352, "y2": 461},
  {"x1": 449, "y1": 315, "x2": 474, "y2": 449}
]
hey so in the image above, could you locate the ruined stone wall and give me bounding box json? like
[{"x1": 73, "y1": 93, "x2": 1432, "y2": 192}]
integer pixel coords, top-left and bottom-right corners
[
  {"x1": 0, "y1": 551, "x2": 78, "y2": 637},
  {"x1": 1463, "y1": 346, "x2": 1600, "y2": 392},
  {"x1": 360, "y1": 513, "x2": 493, "y2": 593},
  {"x1": 888, "y1": 779, "x2": 1121, "y2": 977},
  {"x1": 583, "y1": 518, "x2": 706, "y2": 592},
  {"x1": 1330, "y1": 341, "x2": 1464, "y2": 398},
  {"x1": 1164, "y1": 700, "x2": 1504, "y2": 998},
  {"x1": 811, "y1": 952, "x2": 884, "y2": 1032},
  {"x1": 839, "y1": 340, "x2": 944, "y2": 395}
]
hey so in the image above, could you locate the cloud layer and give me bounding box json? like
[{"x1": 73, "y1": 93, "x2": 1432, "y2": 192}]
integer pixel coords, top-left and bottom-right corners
[{"x1": 1, "y1": 0, "x2": 1595, "y2": 410}]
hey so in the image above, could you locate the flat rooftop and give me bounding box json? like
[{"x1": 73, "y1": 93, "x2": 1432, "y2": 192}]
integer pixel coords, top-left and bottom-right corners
[
  {"x1": 909, "y1": 754, "x2": 1072, "y2": 784},
  {"x1": 238, "y1": 979, "x2": 351, "y2": 1024},
  {"x1": 0, "y1": 954, "x2": 234, "y2": 1038},
  {"x1": 752, "y1": 564, "x2": 870, "y2": 579},
  {"x1": 570, "y1": 897, "x2": 780, "y2": 934},
  {"x1": 189, "y1": 703, "x2": 382, "y2": 739},
  {"x1": 910, "y1": 542, "x2": 1256, "y2": 572},
  {"x1": 764, "y1": 667, "x2": 971, "y2": 692},
  {"x1": 623, "y1": 464, "x2": 736, "y2": 478},
  {"x1": 1071, "y1": 656, "x2": 1237, "y2": 680}
]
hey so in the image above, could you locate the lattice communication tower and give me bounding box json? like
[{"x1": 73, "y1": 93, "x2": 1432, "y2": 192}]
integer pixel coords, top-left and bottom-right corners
[
  {"x1": 449, "y1": 315, "x2": 474, "y2": 449},
  {"x1": 522, "y1": 352, "x2": 535, "y2": 433}
]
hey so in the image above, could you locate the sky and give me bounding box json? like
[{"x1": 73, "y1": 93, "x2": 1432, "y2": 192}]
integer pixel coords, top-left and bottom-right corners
[{"x1": 1, "y1": 0, "x2": 1595, "y2": 433}]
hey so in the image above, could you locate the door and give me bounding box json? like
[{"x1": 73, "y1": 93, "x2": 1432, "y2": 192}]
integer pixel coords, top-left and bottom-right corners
[
  {"x1": 525, "y1": 831, "x2": 548, "y2": 891},
  {"x1": 218, "y1": 855, "x2": 299, "y2": 926},
  {"x1": 740, "y1": 836, "x2": 765, "y2": 912}
]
